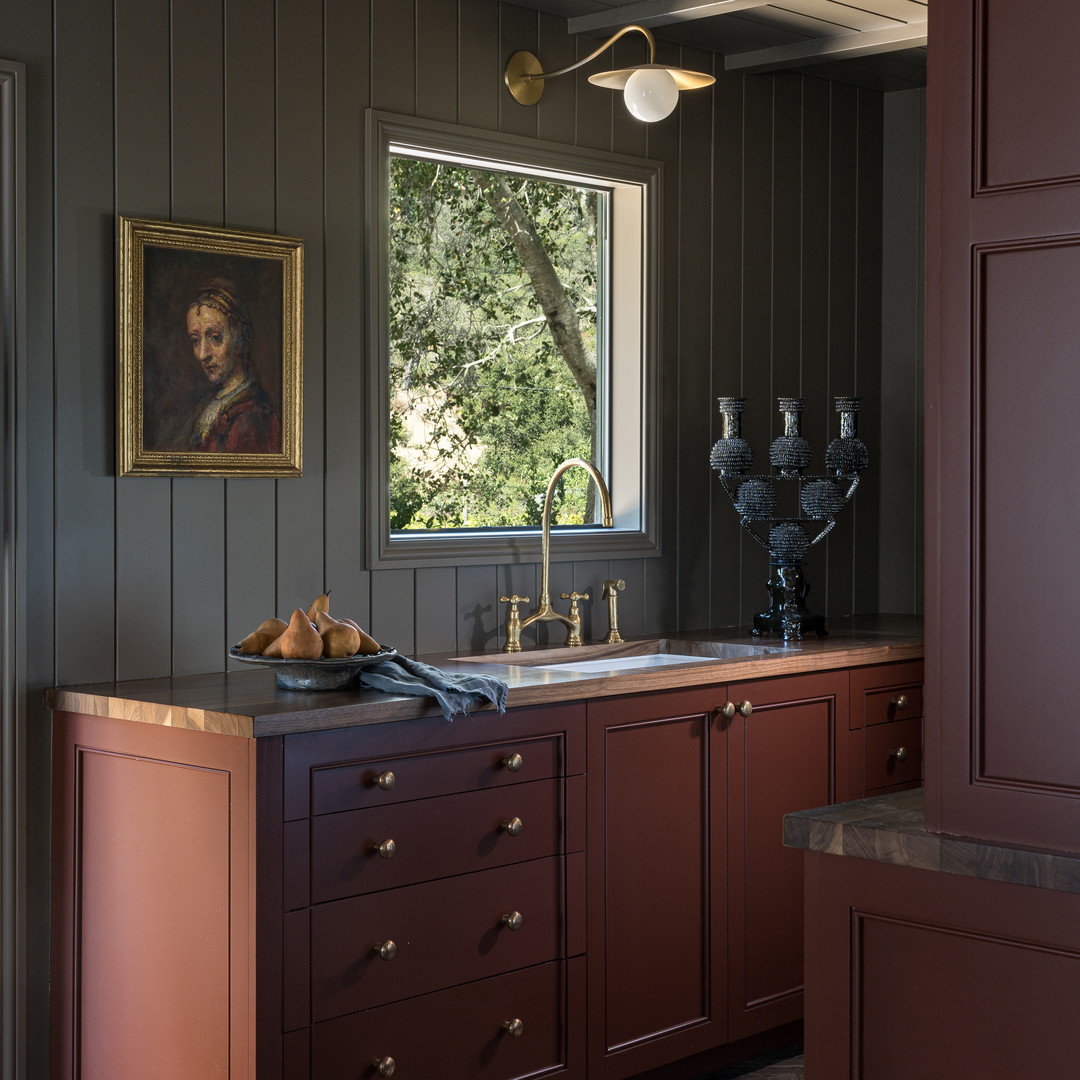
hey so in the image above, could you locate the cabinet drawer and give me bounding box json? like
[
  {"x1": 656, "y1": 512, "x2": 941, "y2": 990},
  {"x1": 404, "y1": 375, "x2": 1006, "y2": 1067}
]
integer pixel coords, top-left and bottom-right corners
[
  {"x1": 307, "y1": 778, "x2": 573, "y2": 904},
  {"x1": 864, "y1": 716, "x2": 923, "y2": 791},
  {"x1": 313, "y1": 959, "x2": 584, "y2": 1080},
  {"x1": 309, "y1": 735, "x2": 564, "y2": 817},
  {"x1": 310, "y1": 857, "x2": 564, "y2": 1020},
  {"x1": 864, "y1": 684, "x2": 923, "y2": 728}
]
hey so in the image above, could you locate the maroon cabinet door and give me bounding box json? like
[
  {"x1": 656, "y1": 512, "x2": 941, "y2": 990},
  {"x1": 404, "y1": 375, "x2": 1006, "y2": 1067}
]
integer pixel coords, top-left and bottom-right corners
[
  {"x1": 926, "y1": 0, "x2": 1080, "y2": 849},
  {"x1": 726, "y1": 670, "x2": 848, "y2": 1042},
  {"x1": 586, "y1": 685, "x2": 730, "y2": 1080}
]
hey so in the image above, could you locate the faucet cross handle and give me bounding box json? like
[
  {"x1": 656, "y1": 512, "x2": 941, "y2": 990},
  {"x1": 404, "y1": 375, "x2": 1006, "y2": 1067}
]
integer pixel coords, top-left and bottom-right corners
[
  {"x1": 499, "y1": 594, "x2": 531, "y2": 606},
  {"x1": 560, "y1": 590, "x2": 590, "y2": 602},
  {"x1": 500, "y1": 595, "x2": 531, "y2": 654}
]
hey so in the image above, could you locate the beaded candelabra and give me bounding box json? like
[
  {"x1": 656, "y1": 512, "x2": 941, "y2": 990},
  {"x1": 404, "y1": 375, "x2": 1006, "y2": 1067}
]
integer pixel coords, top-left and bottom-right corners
[{"x1": 710, "y1": 395, "x2": 869, "y2": 640}]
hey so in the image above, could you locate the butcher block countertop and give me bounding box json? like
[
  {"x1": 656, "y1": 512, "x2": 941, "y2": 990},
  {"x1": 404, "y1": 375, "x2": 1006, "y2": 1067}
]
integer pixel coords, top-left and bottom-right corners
[{"x1": 45, "y1": 613, "x2": 922, "y2": 739}]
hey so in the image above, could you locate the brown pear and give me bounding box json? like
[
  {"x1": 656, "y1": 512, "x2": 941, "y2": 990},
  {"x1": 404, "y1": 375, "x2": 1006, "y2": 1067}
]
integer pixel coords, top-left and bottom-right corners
[
  {"x1": 322, "y1": 623, "x2": 362, "y2": 658},
  {"x1": 341, "y1": 617, "x2": 382, "y2": 655},
  {"x1": 277, "y1": 608, "x2": 324, "y2": 660},
  {"x1": 235, "y1": 616, "x2": 288, "y2": 655},
  {"x1": 304, "y1": 590, "x2": 332, "y2": 623}
]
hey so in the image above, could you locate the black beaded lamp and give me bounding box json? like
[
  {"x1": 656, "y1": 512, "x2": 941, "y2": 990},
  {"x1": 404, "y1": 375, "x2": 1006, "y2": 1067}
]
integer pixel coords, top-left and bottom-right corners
[{"x1": 711, "y1": 395, "x2": 869, "y2": 639}]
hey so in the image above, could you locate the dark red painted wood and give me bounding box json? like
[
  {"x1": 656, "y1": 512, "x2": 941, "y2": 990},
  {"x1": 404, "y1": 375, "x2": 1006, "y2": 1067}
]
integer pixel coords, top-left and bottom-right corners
[
  {"x1": 283, "y1": 702, "x2": 584, "y2": 820},
  {"x1": 308, "y1": 778, "x2": 564, "y2": 903},
  {"x1": 51, "y1": 712, "x2": 258, "y2": 1080},
  {"x1": 863, "y1": 715, "x2": 922, "y2": 792},
  {"x1": 803, "y1": 851, "x2": 1080, "y2": 1080},
  {"x1": 725, "y1": 671, "x2": 848, "y2": 1042},
  {"x1": 926, "y1": 0, "x2": 1080, "y2": 849},
  {"x1": 309, "y1": 857, "x2": 563, "y2": 1021},
  {"x1": 313, "y1": 959, "x2": 586, "y2": 1080},
  {"x1": 586, "y1": 685, "x2": 729, "y2": 1080}
]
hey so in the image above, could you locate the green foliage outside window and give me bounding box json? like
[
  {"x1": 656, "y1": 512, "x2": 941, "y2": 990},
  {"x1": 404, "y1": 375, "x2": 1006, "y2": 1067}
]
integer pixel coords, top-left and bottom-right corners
[{"x1": 388, "y1": 156, "x2": 604, "y2": 531}]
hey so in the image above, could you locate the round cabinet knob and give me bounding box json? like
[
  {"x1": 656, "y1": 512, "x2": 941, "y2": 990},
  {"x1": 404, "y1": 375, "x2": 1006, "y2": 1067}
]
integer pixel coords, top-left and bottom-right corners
[
  {"x1": 501, "y1": 816, "x2": 524, "y2": 837},
  {"x1": 891, "y1": 694, "x2": 909, "y2": 710},
  {"x1": 501, "y1": 911, "x2": 524, "y2": 931},
  {"x1": 372, "y1": 770, "x2": 396, "y2": 791},
  {"x1": 736, "y1": 700, "x2": 753, "y2": 718},
  {"x1": 374, "y1": 839, "x2": 396, "y2": 860},
  {"x1": 502, "y1": 752, "x2": 524, "y2": 772},
  {"x1": 890, "y1": 746, "x2": 910, "y2": 762},
  {"x1": 375, "y1": 939, "x2": 398, "y2": 961},
  {"x1": 502, "y1": 1018, "x2": 525, "y2": 1038},
  {"x1": 719, "y1": 702, "x2": 737, "y2": 720},
  {"x1": 373, "y1": 1057, "x2": 396, "y2": 1077}
]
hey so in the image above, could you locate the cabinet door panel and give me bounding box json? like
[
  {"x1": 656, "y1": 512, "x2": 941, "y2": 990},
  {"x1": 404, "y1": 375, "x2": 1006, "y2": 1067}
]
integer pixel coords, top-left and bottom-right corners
[
  {"x1": 587, "y1": 686, "x2": 727, "y2": 1080},
  {"x1": 727, "y1": 670, "x2": 847, "y2": 1041},
  {"x1": 310, "y1": 857, "x2": 562, "y2": 1020}
]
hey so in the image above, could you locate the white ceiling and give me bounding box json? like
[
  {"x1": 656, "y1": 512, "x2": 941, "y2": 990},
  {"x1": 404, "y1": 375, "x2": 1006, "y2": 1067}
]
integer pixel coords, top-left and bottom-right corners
[{"x1": 507, "y1": 0, "x2": 928, "y2": 90}]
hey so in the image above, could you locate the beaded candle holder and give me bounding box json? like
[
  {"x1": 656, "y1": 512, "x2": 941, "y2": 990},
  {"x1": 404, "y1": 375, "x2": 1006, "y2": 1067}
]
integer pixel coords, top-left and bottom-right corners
[{"x1": 710, "y1": 395, "x2": 869, "y2": 639}]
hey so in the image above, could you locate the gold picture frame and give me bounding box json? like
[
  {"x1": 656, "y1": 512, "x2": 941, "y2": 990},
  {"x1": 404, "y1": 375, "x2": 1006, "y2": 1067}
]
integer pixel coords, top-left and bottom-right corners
[{"x1": 118, "y1": 215, "x2": 303, "y2": 477}]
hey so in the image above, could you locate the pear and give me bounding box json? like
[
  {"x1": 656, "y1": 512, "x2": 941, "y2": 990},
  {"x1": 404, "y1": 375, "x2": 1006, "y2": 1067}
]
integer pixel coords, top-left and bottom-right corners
[
  {"x1": 277, "y1": 608, "x2": 324, "y2": 660},
  {"x1": 235, "y1": 616, "x2": 288, "y2": 655},
  {"x1": 341, "y1": 617, "x2": 382, "y2": 655},
  {"x1": 305, "y1": 590, "x2": 332, "y2": 623}
]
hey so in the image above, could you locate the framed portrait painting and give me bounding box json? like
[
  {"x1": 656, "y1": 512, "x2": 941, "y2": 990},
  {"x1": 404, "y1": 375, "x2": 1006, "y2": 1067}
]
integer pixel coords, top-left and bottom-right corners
[{"x1": 117, "y1": 216, "x2": 303, "y2": 477}]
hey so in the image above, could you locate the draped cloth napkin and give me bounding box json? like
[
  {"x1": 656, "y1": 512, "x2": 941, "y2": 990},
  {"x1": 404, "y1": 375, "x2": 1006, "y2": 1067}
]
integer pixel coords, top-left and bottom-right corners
[{"x1": 357, "y1": 653, "x2": 509, "y2": 721}]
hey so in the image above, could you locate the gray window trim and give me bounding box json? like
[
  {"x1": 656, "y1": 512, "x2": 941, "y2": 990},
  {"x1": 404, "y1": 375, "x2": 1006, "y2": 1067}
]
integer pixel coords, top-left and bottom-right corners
[{"x1": 364, "y1": 109, "x2": 662, "y2": 569}]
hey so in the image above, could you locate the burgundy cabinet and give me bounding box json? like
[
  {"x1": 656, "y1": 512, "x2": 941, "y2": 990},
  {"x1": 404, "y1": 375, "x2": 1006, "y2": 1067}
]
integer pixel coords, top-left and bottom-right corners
[
  {"x1": 725, "y1": 670, "x2": 849, "y2": 1042},
  {"x1": 847, "y1": 661, "x2": 924, "y2": 800},
  {"x1": 926, "y1": 0, "x2": 1080, "y2": 851},
  {"x1": 586, "y1": 685, "x2": 729, "y2": 1080}
]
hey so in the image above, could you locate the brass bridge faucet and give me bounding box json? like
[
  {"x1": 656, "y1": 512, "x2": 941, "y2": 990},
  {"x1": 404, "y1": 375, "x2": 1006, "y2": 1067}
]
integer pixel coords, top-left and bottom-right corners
[{"x1": 501, "y1": 458, "x2": 613, "y2": 652}]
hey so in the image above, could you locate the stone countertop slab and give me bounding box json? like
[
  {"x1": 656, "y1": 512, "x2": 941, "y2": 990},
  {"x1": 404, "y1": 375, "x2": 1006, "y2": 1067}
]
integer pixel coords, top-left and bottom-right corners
[
  {"x1": 784, "y1": 788, "x2": 1080, "y2": 895},
  {"x1": 45, "y1": 613, "x2": 922, "y2": 739}
]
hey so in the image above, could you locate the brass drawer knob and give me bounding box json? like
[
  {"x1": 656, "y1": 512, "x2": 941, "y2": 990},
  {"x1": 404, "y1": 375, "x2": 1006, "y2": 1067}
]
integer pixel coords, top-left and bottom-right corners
[
  {"x1": 374, "y1": 939, "x2": 398, "y2": 961},
  {"x1": 719, "y1": 702, "x2": 737, "y2": 719},
  {"x1": 891, "y1": 694, "x2": 909, "y2": 709},
  {"x1": 502, "y1": 1018, "x2": 525, "y2": 1038},
  {"x1": 890, "y1": 746, "x2": 910, "y2": 762},
  {"x1": 374, "y1": 839, "x2": 396, "y2": 860},
  {"x1": 372, "y1": 1057, "x2": 396, "y2": 1077},
  {"x1": 501, "y1": 816, "x2": 524, "y2": 837},
  {"x1": 501, "y1": 911, "x2": 524, "y2": 931},
  {"x1": 736, "y1": 700, "x2": 752, "y2": 718},
  {"x1": 502, "y1": 752, "x2": 524, "y2": 772},
  {"x1": 372, "y1": 770, "x2": 396, "y2": 791}
]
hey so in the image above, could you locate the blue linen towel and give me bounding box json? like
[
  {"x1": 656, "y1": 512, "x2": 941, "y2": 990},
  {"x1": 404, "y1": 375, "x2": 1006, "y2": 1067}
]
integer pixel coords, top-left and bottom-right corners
[{"x1": 357, "y1": 652, "x2": 509, "y2": 721}]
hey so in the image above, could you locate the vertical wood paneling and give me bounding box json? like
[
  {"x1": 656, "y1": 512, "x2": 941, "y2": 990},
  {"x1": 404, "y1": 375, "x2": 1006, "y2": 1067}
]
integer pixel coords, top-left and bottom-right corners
[
  {"x1": 223, "y1": 0, "x2": 280, "y2": 662},
  {"x1": 824, "y1": 83, "x2": 860, "y2": 618},
  {"x1": 880, "y1": 88, "x2": 925, "y2": 615},
  {"x1": 323, "y1": 0, "x2": 371, "y2": 627},
  {"x1": 275, "y1": 0, "x2": 326, "y2": 618},
  {"x1": 498, "y1": 4, "x2": 538, "y2": 139},
  {"x1": 771, "y1": 72, "x2": 803, "y2": 395},
  {"x1": 414, "y1": 567, "x2": 458, "y2": 655},
  {"x1": 675, "y1": 47, "x2": 715, "y2": 632},
  {"x1": 416, "y1": 0, "x2": 458, "y2": 124},
  {"x1": 853, "y1": 89, "x2": 884, "y2": 615},
  {"x1": 371, "y1": 568, "x2": 416, "y2": 655},
  {"x1": 52, "y1": 0, "x2": 116, "y2": 685},
  {"x1": 536, "y1": 12, "x2": 577, "y2": 145},
  {"x1": 114, "y1": 0, "x2": 173, "y2": 681},
  {"x1": 458, "y1": 0, "x2": 499, "y2": 130},
  {"x1": 371, "y1": 0, "x2": 415, "y2": 115},
  {"x1": 457, "y1": 563, "x2": 500, "y2": 654}
]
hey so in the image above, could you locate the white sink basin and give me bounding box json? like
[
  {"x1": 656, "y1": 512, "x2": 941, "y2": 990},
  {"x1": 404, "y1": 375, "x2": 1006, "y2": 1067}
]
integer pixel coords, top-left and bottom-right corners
[{"x1": 532, "y1": 653, "x2": 720, "y2": 675}]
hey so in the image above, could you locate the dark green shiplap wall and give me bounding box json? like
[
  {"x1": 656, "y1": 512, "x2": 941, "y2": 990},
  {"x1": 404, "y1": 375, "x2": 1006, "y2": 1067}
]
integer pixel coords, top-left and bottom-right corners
[{"x1": 0, "y1": 2, "x2": 914, "y2": 1072}]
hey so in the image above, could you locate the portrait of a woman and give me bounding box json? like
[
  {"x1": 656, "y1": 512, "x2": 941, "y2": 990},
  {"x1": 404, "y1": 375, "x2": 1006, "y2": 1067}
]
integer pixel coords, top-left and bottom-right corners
[{"x1": 182, "y1": 279, "x2": 281, "y2": 454}]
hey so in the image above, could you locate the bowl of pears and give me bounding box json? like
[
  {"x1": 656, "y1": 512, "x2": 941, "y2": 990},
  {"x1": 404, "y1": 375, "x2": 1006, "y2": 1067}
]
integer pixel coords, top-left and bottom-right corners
[{"x1": 229, "y1": 591, "x2": 395, "y2": 690}]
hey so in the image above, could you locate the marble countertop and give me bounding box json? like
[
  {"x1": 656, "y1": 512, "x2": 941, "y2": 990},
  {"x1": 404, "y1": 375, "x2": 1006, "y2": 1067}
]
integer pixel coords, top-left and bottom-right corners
[
  {"x1": 45, "y1": 613, "x2": 922, "y2": 739},
  {"x1": 784, "y1": 788, "x2": 1080, "y2": 896}
]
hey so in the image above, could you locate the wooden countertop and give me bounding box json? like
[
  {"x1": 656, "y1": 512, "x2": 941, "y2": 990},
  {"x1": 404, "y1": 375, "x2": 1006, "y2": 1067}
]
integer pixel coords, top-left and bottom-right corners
[
  {"x1": 45, "y1": 613, "x2": 922, "y2": 739},
  {"x1": 784, "y1": 788, "x2": 1080, "y2": 896}
]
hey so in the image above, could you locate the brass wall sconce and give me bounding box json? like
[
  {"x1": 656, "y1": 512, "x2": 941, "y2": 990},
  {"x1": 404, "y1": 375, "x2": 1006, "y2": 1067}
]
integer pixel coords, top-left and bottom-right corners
[{"x1": 504, "y1": 24, "x2": 715, "y2": 123}]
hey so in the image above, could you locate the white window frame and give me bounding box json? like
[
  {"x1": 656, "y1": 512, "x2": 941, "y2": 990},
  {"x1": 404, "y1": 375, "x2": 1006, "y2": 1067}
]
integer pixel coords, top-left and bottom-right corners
[{"x1": 366, "y1": 110, "x2": 662, "y2": 568}]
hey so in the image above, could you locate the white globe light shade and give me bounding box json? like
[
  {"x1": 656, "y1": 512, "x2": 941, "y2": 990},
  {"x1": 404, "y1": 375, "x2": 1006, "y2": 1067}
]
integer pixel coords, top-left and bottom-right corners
[{"x1": 622, "y1": 67, "x2": 679, "y2": 122}]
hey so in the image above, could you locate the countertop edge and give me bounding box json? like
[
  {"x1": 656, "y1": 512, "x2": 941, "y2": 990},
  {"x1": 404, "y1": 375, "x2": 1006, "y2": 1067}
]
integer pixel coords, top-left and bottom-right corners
[{"x1": 784, "y1": 789, "x2": 1080, "y2": 896}]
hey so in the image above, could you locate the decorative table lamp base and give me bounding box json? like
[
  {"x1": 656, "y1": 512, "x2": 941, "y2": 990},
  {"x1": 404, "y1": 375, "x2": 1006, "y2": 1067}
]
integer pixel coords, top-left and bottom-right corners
[{"x1": 750, "y1": 564, "x2": 827, "y2": 640}]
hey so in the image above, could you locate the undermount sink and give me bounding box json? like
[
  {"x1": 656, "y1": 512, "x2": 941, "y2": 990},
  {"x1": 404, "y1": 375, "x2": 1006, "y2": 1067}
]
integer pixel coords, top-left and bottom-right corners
[{"x1": 452, "y1": 637, "x2": 795, "y2": 672}]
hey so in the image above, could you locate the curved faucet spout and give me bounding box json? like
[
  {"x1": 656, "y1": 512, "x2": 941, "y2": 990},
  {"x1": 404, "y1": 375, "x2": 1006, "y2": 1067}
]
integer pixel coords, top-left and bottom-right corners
[
  {"x1": 538, "y1": 458, "x2": 613, "y2": 607},
  {"x1": 501, "y1": 458, "x2": 613, "y2": 652}
]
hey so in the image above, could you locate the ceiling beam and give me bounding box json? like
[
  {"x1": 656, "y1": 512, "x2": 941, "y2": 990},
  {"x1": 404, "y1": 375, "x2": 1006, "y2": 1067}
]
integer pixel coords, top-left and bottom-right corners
[
  {"x1": 724, "y1": 20, "x2": 928, "y2": 72},
  {"x1": 568, "y1": 0, "x2": 773, "y2": 35}
]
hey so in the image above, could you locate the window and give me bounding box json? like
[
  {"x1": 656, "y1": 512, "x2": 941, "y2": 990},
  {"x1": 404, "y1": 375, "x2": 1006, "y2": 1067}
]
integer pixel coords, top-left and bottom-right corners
[{"x1": 366, "y1": 111, "x2": 661, "y2": 568}]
